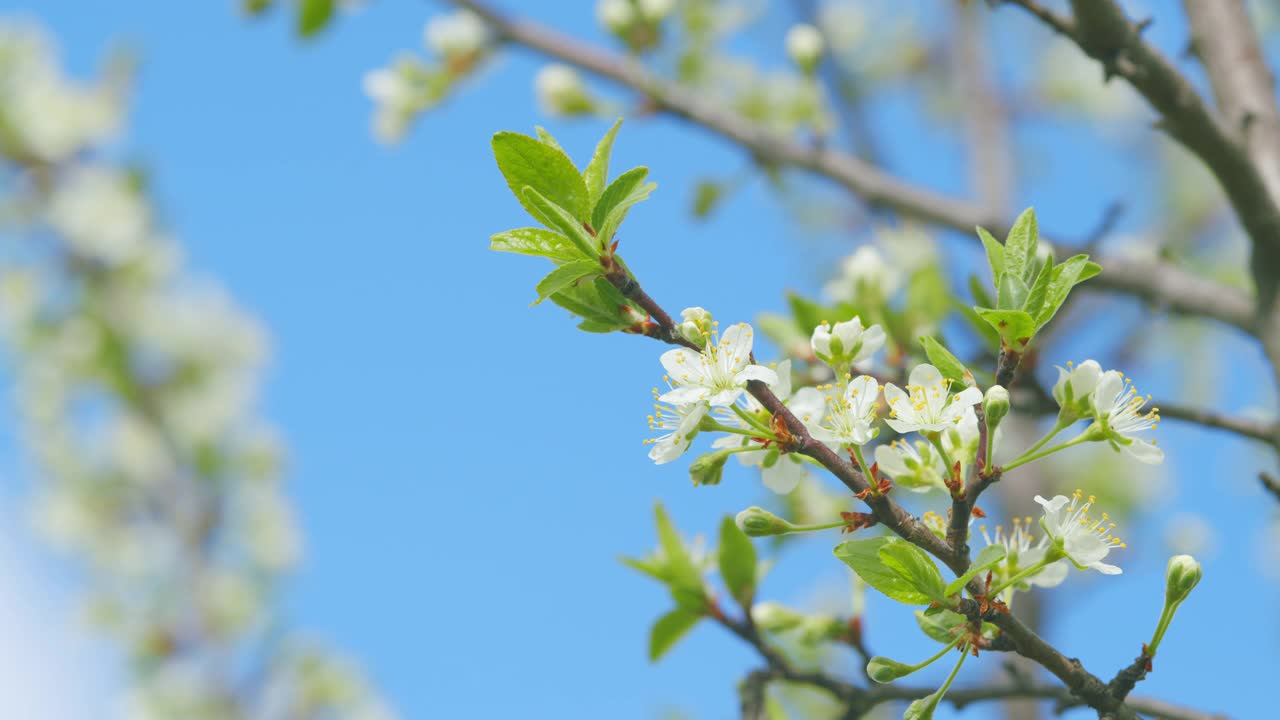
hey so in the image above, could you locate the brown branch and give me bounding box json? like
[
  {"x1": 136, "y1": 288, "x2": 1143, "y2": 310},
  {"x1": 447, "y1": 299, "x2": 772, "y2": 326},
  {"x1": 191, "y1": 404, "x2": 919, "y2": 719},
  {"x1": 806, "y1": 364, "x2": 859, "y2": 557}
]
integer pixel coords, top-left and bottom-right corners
[
  {"x1": 448, "y1": 0, "x2": 1254, "y2": 335},
  {"x1": 1261, "y1": 472, "x2": 1280, "y2": 503}
]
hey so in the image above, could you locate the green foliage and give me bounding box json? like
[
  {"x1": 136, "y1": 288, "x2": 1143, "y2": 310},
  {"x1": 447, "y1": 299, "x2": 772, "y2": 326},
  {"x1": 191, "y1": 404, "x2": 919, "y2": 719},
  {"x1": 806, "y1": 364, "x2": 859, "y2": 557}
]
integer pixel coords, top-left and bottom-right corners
[
  {"x1": 879, "y1": 541, "x2": 948, "y2": 604},
  {"x1": 833, "y1": 537, "x2": 936, "y2": 605},
  {"x1": 718, "y1": 516, "x2": 757, "y2": 608},
  {"x1": 532, "y1": 260, "x2": 601, "y2": 306},
  {"x1": 943, "y1": 544, "x2": 1007, "y2": 596},
  {"x1": 914, "y1": 608, "x2": 966, "y2": 644},
  {"x1": 583, "y1": 118, "x2": 623, "y2": 210},
  {"x1": 972, "y1": 207, "x2": 1101, "y2": 350},
  {"x1": 493, "y1": 130, "x2": 592, "y2": 227},
  {"x1": 649, "y1": 607, "x2": 701, "y2": 662},
  {"x1": 488, "y1": 228, "x2": 581, "y2": 264},
  {"x1": 919, "y1": 336, "x2": 970, "y2": 387},
  {"x1": 296, "y1": 0, "x2": 334, "y2": 37},
  {"x1": 547, "y1": 278, "x2": 638, "y2": 333},
  {"x1": 593, "y1": 166, "x2": 656, "y2": 242},
  {"x1": 521, "y1": 187, "x2": 600, "y2": 258}
]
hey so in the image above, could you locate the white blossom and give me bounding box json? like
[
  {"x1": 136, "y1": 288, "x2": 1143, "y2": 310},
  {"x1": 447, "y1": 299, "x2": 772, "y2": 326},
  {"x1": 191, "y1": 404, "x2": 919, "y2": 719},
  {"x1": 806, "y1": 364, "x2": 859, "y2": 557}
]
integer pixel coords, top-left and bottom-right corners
[
  {"x1": 712, "y1": 360, "x2": 824, "y2": 493},
  {"x1": 659, "y1": 322, "x2": 777, "y2": 407},
  {"x1": 785, "y1": 24, "x2": 824, "y2": 72},
  {"x1": 1090, "y1": 370, "x2": 1163, "y2": 464},
  {"x1": 535, "y1": 64, "x2": 597, "y2": 117},
  {"x1": 423, "y1": 10, "x2": 489, "y2": 60},
  {"x1": 597, "y1": 0, "x2": 636, "y2": 32},
  {"x1": 981, "y1": 517, "x2": 1069, "y2": 590},
  {"x1": 637, "y1": 0, "x2": 676, "y2": 22},
  {"x1": 809, "y1": 316, "x2": 885, "y2": 369},
  {"x1": 1035, "y1": 491, "x2": 1125, "y2": 575},
  {"x1": 883, "y1": 364, "x2": 982, "y2": 434},
  {"x1": 813, "y1": 375, "x2": 879, "y2": 447},
  {"x1": 1052, "y1": 358, "x2": 1102, "y2": 417},
  {"x1": 645, "y1": 394, "x2": 709, "y2": 464},
  {"x1": 46, "y1": 167, "x2": 151, "y2": 266}
]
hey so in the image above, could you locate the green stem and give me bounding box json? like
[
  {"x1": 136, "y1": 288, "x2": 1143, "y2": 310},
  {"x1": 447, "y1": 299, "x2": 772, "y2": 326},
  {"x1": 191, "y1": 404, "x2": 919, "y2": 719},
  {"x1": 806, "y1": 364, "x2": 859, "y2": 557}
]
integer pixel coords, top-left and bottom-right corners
[
  {"x1": 1018, "y1": 418, "x2": 1070, "y2": 460},
  {"x1": 1002, "y1": 432, "x2": 1092, "y2": 472},
  {"x1": 926, "y1": 432, "x2": 956, "y2": 473},
  {"x1": 731, "y1": 404, "x2": 775, "y2": 436},
  {"x1": 910, "y1": 633, "x2": 965, "y2": 673},
  {"x1": 703, "y1": 420, "x2": 768, "y2": 438},
  {"x1": 1148, "y1": 600, "x2": 1183, "y2": 656},
  {"x1": 934, "y1": 641, "x2": 970, "y2": 702},
  {"x1": 987, "y1": 551, "x2": 1060, "y2": 597}
]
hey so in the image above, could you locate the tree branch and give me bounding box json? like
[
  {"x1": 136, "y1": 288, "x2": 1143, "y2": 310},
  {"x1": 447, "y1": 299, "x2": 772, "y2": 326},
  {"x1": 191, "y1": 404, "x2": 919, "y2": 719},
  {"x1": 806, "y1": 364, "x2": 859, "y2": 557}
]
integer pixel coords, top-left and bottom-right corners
[{"x1": 448, "y1": 0, "x2": 1253, "y2": 335}]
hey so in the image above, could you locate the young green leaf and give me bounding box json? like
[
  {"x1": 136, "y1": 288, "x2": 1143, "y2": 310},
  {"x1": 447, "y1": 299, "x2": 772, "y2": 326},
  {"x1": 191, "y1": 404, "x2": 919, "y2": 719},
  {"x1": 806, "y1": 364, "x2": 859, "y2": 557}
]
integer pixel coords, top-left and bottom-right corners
[
  {"x1": 914, "y1": 608, "x2": 967, "y2": 644},
  {"x1": 718, "y1": 516, "x2": 757, "y2": 608},
  {"x1": 592, "y1": 166, "x2": 654, "y2": 242},
  {"x1": 1036, "y1": 254, "x2": 1101, "y2": 329},
  {"x1": 974, "y1": 308, "x2": 1037, "y2": 350},
  {"x1": 1023, "y1": 255, "x2": 1054, "y2": 318},
  {"x1": 1003, "y1": 207, "x2": 1038, "y2": 282},
  {"x1": 493, "y1": 131, "x2": 592, "y2": 225},
  {"x1": 522, "y1": 187, "x2": 600, "y2": 257},
  {"x1": 976, "y1": 226, "x2": 1004, "y2": 285},
  {"x1": 583, "y1": 118, "x2": 623, "y2": 210},
  {"x1": 621, "y1": 554, "x2": 670, "y2": 584},
  {"x1": 653, "y1": 503, "x2": 705, "y2": 606},
  {"x1": 943, "y1": 544, "x2": 1007, "y2": 597},
  {"x1": 649, "y1": 607, "x2": 701, "y2": 662},
  {"x1": 878, "y1": 541, "x2": 948, "y2": 603},
  {"x1": 996, "y1": 270, "x2": 1029, "y2": 311},
  {"x1": 297, "y1": 0, "x2": 335, "y2": 37},
  {"x1": 532, "y1": 260, "x2": 601, "y2": 306},
  {"x1": 834, "y1": 537, "x2": 934, "y2": 605},
  {"x1": 968, "y1": 273, "x2": 995, "y2": 309},
  {"x1": 534, "y1": 126, "x2": 566, "y2": 153},
  {"x1": 919, "y1": 337, "x2": 970, "y2": 386},
  {"x1": 489, "y1": 228, "x2": 584, "y2": 264},
  {"x1": 549, "y1": 278, "x2": 636, "y2": 333}
]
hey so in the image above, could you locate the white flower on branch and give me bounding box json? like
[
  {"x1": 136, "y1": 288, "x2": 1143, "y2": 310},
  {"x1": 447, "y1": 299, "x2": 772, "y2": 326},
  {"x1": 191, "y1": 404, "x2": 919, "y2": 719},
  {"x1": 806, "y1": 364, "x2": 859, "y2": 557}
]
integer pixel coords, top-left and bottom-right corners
[
  {"x1": 883, "y1": 363, "x2": 982, "y2": 435},
  {"x1": 1088, "y1": 370, "x2": 1163, "y2": 464},
  {"x1": 659, "y1": 322, "x2": 777, "y2": 407},
  {"x1": 812, "y1": 375, "x2": 880, "y2": 447},
  {"x1": 1035, "y1": 491, "x2": 1126, "y2": 575}
]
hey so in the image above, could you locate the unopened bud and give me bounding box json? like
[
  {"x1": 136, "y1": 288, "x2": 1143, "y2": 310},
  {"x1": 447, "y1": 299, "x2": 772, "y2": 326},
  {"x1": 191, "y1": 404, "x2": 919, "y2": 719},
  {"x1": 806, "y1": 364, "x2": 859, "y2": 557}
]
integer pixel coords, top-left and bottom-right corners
[
  {"x1": 785, "y1": 24, "x2": 824, "y2": 75},
  {"x1": 596, "y1": 0, "x2": 635, "y2": 33},
  {"x1": 535, "y1": 64, "x2": 597, "y2": 117},
  {"x1": 866, "y1": 656, "x2": 916, "y2": 684},
  {"x1": 636, "y1": 0, "x2": 675, "y2": 22},
  {"x1": 751, "y1": 601, "x2": 804, "y2": 633},
  {"x1": 1164, "y1": 554, "x2": 1202, "y2": 608},
  {"x1": 735, "y1": 506, "x2": 794, "y2": 537},
  {"x1": 984, "y1": 385, "x2": 1010, "y2": 431},
  {"x1": 678, "y1": 306, "x2": 713, "y2": 347},
  {"x1": 688, "y1": 449, "x2": 731, "y2": 486}
]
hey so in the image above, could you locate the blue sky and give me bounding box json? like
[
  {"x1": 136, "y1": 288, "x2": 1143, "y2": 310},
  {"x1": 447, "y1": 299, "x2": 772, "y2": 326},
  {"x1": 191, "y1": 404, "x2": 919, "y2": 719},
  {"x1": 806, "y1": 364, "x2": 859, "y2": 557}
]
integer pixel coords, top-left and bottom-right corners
[{"x1": 0, "y1": 1, "x2": 1274, "y2": 718}]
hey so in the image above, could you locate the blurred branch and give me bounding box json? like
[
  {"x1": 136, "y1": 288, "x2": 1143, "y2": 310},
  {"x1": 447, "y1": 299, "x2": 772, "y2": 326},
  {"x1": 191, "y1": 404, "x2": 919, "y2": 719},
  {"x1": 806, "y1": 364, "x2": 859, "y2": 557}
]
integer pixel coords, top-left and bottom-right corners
[
  {"x1": 954, "y1": 0, "x2": 1013, "y2": 216},
  {"x1": 447, "y1": 0, "x2": 1255, "y2": 336},
  {"x1": 1261, "y1": 472, "x2": 1280, "y2": 503}
]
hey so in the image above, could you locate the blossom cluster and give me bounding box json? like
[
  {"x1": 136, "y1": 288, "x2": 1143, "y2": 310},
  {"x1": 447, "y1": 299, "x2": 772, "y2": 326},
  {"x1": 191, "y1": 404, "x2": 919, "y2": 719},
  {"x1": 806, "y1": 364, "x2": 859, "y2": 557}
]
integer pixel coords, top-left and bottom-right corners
[{"x1": 0, "y1": 25, "x2": 390, "y2": 720}]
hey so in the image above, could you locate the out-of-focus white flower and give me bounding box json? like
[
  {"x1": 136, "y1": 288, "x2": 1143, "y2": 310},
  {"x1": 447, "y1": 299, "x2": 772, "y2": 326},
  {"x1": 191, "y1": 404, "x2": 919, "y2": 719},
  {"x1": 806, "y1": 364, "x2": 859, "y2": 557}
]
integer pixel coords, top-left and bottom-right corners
[
  {"x1": 597, "y1": 0, "x2": 637, "y2": 32},
  {"x1": 786, "y1": 24, "x2": 824, "y2": 73},
  {"x1": 423, "y1": 10, "x2": 489, "y2": 61},
  {"x1": 199, "y1": 569, "x2": 262, "y2": 637},
  {"x1": 824, "y1": 245, "x2": 896, "y2": 303},
  {"x1": 46, "y1": 167, "x2": 150, "y2": 266},
  {"x1": 241, "y1": 486, "x2": 301, "y2": 571},
  {"x1": 1164, "y1": 512, "x2": 1215, "y2": 557},
  {"x1": 637, "y1": 0, "x2": 676, "y2": 22},
  {"x1": 535, "y1": 64, "x2": 598, "y2": 117}
]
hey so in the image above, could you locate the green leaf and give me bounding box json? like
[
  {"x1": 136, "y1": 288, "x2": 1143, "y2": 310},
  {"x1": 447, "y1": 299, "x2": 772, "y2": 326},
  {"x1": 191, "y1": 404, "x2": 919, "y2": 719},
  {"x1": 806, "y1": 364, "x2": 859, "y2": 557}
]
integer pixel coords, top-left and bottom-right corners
[
  {"x1": 968, "y1": 273, "x2": 994, "y2": 309},
  {"x1": 1036, "y1": 254, "x2": 1101, "y2": 329},
  {"x1": 522, "y1": 187, "x2": 599, "y2": 257},
  {"x1": 878, "y1": 542, "x2": 947, "y2": 603},
  {"x1": 489, "y1": 228, "x2": 584, "y2": 264},
  {"x1": 1023, "y1": 255, "x2": 1054, "y2": 317},
  {"x1": 996, "y1": 270, "x2": 1029, "y2": 310},
  {"x1": 976, "y1": 226, "x2": 1004, "y2": 285},
  {"x1": 943, "y1": 544, "x2": 1007, "y2": 597},
  {"x1": 718, "y1": 516, "x2": 757, "y2": 608},
  {"x1": 549, "y1": 277, "x2": 635, "y2": 333},
  {"x1": 297, "y1": 0, "x2": 334, "y2": 37},
  {"x1": 621, "y1": 555, "x2": 669, "y2": 583},
  {"x1": 649, "y1": 607, "x2": 701, "y2": 662},
  {"x1": 583, "y1": 118, "x2": 623, "y2": 210},
  {"x1": 833, "y1": 537, "x2": 934, "y2": 605},
  {"x1": 904, "y1": 694, "x2": 940, "y2": 720},
  {"x1": 654, "y1": 503, "x2": 706, "y2": 608},
  {"x1": 914, "y1": 608, "x2": 967, "y2": 644},
  {"x1": 974, "y1": 308, "x2": 1037, "y2": 350},
  {"x1": 1003, "y1": 207, "x2": 1038, "y2": 282},
  {"x1": 493, "y1": 131, "x2": 592, "y2": 226},
  {"x1": 786, "y1": 292, "x2": 829, "y2": 335},
  {"x1": 534, "y1": 126, "x2": 566, "y2": 153},
  {"x1": 957, "y1": 301, "x2": 1001, "y2": 349},
  {"x1": 533, "y1": 260, "x2": 601, "y2": 306},
  {"x1": 692, "y1": 179, "x2": 724, "y2": 219},
  {"x1": 243, "y1": 0, "x2": 274, "y2": 16},
  {"x1": 592, "y1": 166, "x2": 654, "y2": 242},
  {"x1": 919, "y1": 337, "x2": 969, "y2": 386}
]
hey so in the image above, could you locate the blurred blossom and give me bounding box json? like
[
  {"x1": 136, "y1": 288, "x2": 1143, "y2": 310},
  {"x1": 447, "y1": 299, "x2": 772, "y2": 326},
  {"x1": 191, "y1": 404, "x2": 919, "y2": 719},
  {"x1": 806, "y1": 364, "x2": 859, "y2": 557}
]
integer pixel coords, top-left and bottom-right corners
[{"x1": 0, "y1": 21, "x2": 390, "y2": 719}]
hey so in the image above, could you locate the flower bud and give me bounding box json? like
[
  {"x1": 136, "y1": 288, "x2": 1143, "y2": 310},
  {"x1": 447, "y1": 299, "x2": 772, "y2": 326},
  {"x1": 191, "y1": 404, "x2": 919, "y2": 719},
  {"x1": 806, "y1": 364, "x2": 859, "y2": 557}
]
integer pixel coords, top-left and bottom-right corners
[
  {"x1": 809, "y1": 316, "x2": 886, "y2": 370},
  {"x1": 637, "y1": 0, "x2": 675, "y2": 22},
  {"x1": 735, "y1": 506, "x2": 794, "y2": 537},
  {"x1": 688, "y1": 449, "x2": 731, "y2": 486},
  {"x1": 983, "y1": 385, "x2": 1010, "y2": 431},
  {"x1": 678, "y1": 306, "x2": 713, "y2": 347},
  {"x1": 866, "y1": 656, "x2": 916, "y2": 684},
  {"x1": 798, "y1": 614, "x2": 846, "y2": 645},
  {"x1": 1052, "y1": 359, "x2": 1101, "y2": 420},
  {"x1": 424, "y1": 10, "x2": 490, "y2": 63},
  {"x1": 1164, "y1": 554, "x2": 1202, "y2": 609},
  {"x1": 534, "y1": 64, "x2": 597, "y2": 117},
  {"x1": 751, "y1": 601, "x2": 804, "y2": 633},
  {"x1": 785, "y1": 24, "x2": 824, "y2": 75},
  {"x1": 596, "y1": 0, "x2": 635, "y2": 34}
]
